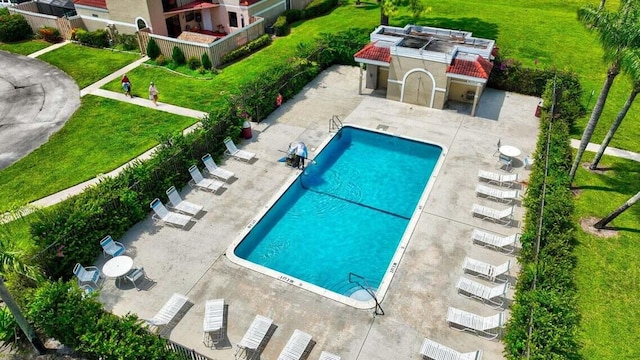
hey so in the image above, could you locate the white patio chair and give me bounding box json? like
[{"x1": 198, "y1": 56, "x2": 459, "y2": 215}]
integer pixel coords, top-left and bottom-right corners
[
  {"x1": 462, "y1": 257, "x2": 511, "y2": 282},
  {"x1": 477, "y1": 170, "x2": 518, "y2": 187},
  {"x1": 99, "y1": 235, "x2": 125, "y2": 258},
  {"x1": 166, "y1": 185, "x2": 203, "y2": 216},
  {"x1": 475, "y1": 184, "x2": 520, "y2": 203},
  {"x1": 73, "y1": 263, "x2": 102, "y2": 289},
  {"x1": 419, "y1": 338, "x2": 482, "y2": 360},
  {"x1": 125, "y1": 267, "x2": 149, "y2": 291},
  {"x1": 202, "y1": 153, "x2": 235, "y2": 182},
  {"x1": 319, "y1": 351, "x2": 341, "y2": 360},
  {"x1": 150, "y1": 198, "x2": 193, "y2": 229},
  {"x1": 446, "y1": 307, "x2": 506, "y2": 340},
  {"x1": 456, "y1": 277, "x2": 509, "y2": 309},
  {"x1": 277, "y1": 329, "x2": 312, "y2": 360},
  {"x1": 235, "y1": 315, "x2": 273, "y2": 360},
  {"x1": 497, "y1": 154, "x2": 512, "y2": 171},
  {"x1": 203, "y1": 299, "x2": 225, "y2": 348},
  {"x1": 471, "y1": 204, "x2": 514, "y2": 226},
  {"x1": 188, "y1": 165, "x2": 224, "y2": 193},
  {"x1": 224, "y1": 137, "x2": 256, "y2": 162},
  {"x1": 471, "y1": 229, "x2": 519, "y2": 254}
]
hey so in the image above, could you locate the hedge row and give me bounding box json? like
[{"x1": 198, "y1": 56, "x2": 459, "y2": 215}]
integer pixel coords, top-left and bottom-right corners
[
  {"x1": 502, "y1": 74, "x2": 584, "y2": 359},
  {"x1": 73, "y1": 28, "x2": 109, "y2": 48},
  {"x1": 220, "y1": 34, "x2": 271, "y2": 65},
  {"x1": 272, "y1": 0, "x2": 339, "y2": 37}
]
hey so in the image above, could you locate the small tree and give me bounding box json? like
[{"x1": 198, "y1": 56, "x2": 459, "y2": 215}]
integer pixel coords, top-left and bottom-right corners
[
  {"x1": 0, "y1": 13, "x2": 32, "y2": 43},
  {"x1": 146, "y1": 37, "x2": 160, "y2": 60},
  {"x1": 172, "y1": 46, "x2": 186, "y2": 65},
  {"x1": 201, "y1": 52, "x2": 212, "y2": 70}
]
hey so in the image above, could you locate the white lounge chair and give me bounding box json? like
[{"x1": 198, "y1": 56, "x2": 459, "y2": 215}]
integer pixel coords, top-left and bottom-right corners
[
  {"x1": 277, "y1": 329, "x2": 312, "y2": 360},
  {"x1": 73, "y1": 263, "x2": 102, "y2": 289},
  {"x1": 319, "y1": 351, "x2": 341, "y2": 360},
  {"x1": 166, "y1": 186, "x2": 203, "y2": 216},
  {"x1": 235, "y1": 315, "x2": 273, "y2": 360},
  {"x1": 202, "y1": 153, "x2": 235, "y2": 182},
  {"x1": 475, "y1": 184, "x2": 520, "y2": 203},
  {"x1": 477, "y1": 170, "x2": 518, "y2": 187},
  {"x1": 203, "y1": 299, "x2": 225, "y2": 348},
  {"x1": 471, "y1": 229, "x2": 519, "y2": 254},
  {"x1": 420, "y1": 338, "x2": 482, "y2": 360},
  {"x1": 456, "y1": 277, "x2": 509, "y2": 309},
  {"x1": 446, "y1": 307, "x2": 506, "y2": 340},
  {"x1": 99, "y1": 235, "x2": 125, "y2": 258},
  {"x1": 224, "y1": 137, "x2": 256, "y2": 162},
  {"x1": 471, "y1": 204, "x2": 514, "y2": 226},
  {"x1": 462, "y1": 257, "x2": 511, "y2": 282},
  {"x1": 147, "y1": 293, "x2": 189, "y2": 328},
  {"x1": 188, "y1": 165, "x2": 224, "y2": 193},
  {"x1": 150, "y1": 198, "x2": 193, "y2": 228}
]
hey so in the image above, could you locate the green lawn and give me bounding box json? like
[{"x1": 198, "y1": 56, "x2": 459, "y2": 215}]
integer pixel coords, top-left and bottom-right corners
[
  {"x1": 37, "y1": 43, "x2": 141, "y2": 88},
  {"x1": 0, "y1": 95, "x2": 196, "y2": 211},
  {"x1": 573, "y1": 152, "x2": 640, "y2": 360},
  {"x1": 0, "y1": 39, "x2": 51, "y2": 55}
]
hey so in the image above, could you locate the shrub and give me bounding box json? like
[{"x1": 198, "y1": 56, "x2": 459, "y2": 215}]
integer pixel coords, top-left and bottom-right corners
[
  {"x1": 282, "y1": 9, "x2": 303, "y2": 23},
  {"x1": 303, "y1": 0, "x2": 338, "y2": 19},
  {"x1": 273, "y1": 16, "x2": 290, "y2": 37},
  {"x1": 201, "y1": 52, "x2": 212, "y2": 70},
  {"x1": 0, "y1": 13, "x2": 32, "y2": 43},
  {"x1": 75, "y1": 28, "x2": 109, "y2": 48},
  {"x1": 197, "y1": 66, "x2": 207, "y2": 75},
  {"x1": 187, "y1": 56, "x2": 201, "y2": 70},
  {"x1": 116, "y1": 33, "x2": 139, "y2": 51},
  {"x1": 146, "y1": 37, "x2": 160, "y2": 59},
  {"x1": 155, "y1": 54, "x2": 167, "y2": 66},
  {"x1": 220, "y1": 34, "x2": 271, "y2": 65},
  {"x1": 38, "y1": 26, "x2": 60, "y2": 43},
  {"x1": 172, "y1": 46, "x2": 185, "y2": 65}
]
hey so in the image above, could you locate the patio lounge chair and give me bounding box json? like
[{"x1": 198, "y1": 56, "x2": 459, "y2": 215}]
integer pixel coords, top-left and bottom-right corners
[
  {"x1": 99, "y1": 235, "x2": 125, "y2": 258},
  {"x1": 188, "y1": 165, "x2": 224, "y2": 193},
  {"x1": 475, "y1": 184, "x2": 520, "y2": 204},
  {"x1": 224, "y1": 137, "x2": 256, "y2": 162},
  {"x1": 73, "y1": 263, "x2": 102, "y2": 289},
  {"x1": 147, "y1": 293, "x2": 189, "y2": 329},
  {"x1": 419, "y1": 338, "x2": 482, "y2": 360},
  {"x1": 471, "y1": 204, "x2": 514, "y2": 226},
  {"x1": 203, "y1": 299, "x2": 225, "y2": 348},
  {"x1": 277, "y1": 329, "x2": 312, "y2": 360},
  {"x1": 456, "y1": 277, "x2": 509, "y2": 309},
  {"x1": 166, "y1": 186, "x2": 203, "y2": 216},
  {"x1": 202, "y1": 153, "x2": 235, "y2": 182},
  {"x1": 235, "y1": 315, "x2": 273, "y2": 360},
  {"x1": 319, "y1": 351, "x2": 341, "y2": 360},
  {"x1": 462, "y1": 257, "x2": 511, "y2": 283},
  {"x1": 471, "y1": 229, "x2": 519, "y2": 254},
  {"x1": 150, "y1": 198, "x2": 193, "y2": 229},
  {"x1": 446, "y1": 307, "x2": 506, "y2": 340},
  {"x1": 477, "y1": 170, "x2": 518, "y2": 187}
]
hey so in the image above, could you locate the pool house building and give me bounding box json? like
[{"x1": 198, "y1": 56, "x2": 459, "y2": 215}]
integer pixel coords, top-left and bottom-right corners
[{"x1": 354, "y1": 25, "x2": 496, "y2": 116}]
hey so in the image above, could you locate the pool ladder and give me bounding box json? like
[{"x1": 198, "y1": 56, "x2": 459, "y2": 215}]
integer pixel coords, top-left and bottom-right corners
[
  {"x1": 329, "y1": 115, "x2": 343, "y2": 133},
  {"x1": 349, "y1": 272, "x2": 385, "y2": 316}
]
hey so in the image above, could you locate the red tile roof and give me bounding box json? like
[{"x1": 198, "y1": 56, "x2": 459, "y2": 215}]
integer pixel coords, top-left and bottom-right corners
[
  {"x1": 354, "y1": 43, "x2": 391, "y2": 64},
  {"x1": 446, "y1": 55, "x2": 493, "y2": 79},
  {"x1": 73, "y1": 0, "x2": 107, "y2": 9}
]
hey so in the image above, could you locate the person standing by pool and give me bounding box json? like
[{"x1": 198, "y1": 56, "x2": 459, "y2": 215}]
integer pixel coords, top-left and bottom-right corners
[
  {"x1": 121, "y1": 74, "x2": 131, "y2": 97},
  {"x1": 148, "y1": 82, "x2": 158, "y2": 106}
]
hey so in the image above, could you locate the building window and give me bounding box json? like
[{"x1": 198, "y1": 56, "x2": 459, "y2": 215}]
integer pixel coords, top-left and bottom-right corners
[
  {"x1": 229, "y1": 11, "x2": 238, "y2": 27},
  {"x1": 136, "y1": 18, "x2": 148, "y2": 30}
]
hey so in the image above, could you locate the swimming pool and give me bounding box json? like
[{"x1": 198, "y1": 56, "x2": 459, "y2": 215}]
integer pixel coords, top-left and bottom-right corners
[{"x1": 227, "y1": 125, "x2": 445, "y2": 308}]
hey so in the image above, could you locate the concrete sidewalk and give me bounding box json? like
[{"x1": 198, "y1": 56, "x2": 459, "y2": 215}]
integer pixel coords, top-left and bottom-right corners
[{"x1": 570, "y1": 139, "x2": 640, "y2": 163}]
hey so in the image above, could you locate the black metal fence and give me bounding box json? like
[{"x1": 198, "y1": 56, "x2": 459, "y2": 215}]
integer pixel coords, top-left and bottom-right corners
[{"x1": 166, "y1": 339, "x2": 214, "y2": 360}]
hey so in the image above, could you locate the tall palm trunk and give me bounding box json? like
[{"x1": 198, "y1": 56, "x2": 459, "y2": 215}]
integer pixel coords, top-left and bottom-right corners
[
  {"x1": 599, "y1": 0, "x2": 606, "y2": 10},
  {"x1": 594, "y1": 190, "x2": 640, "y2": 228},
  {"x1": 569, "y1": 64, "x2": 619, "y2": 182},
  {"x1": 590, "y1": 86, "x2": 639, "y2": 169},
  {"x1": 0, "y1": 278, "x2": 46, "y2": 354}
]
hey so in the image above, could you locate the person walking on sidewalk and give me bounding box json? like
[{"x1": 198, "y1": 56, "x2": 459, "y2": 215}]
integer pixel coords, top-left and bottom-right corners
[
  {"x1": 121, "y1": 74, "x2": 132, "y2": 97},
  {"x1": 148, "y1": 82, "x2": 158, "y2": 106}
]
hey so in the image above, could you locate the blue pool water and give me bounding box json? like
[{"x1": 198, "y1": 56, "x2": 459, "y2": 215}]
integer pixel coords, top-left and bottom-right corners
[{"x1": 233, "y1": 126, "x2": 442, "y2": 300}]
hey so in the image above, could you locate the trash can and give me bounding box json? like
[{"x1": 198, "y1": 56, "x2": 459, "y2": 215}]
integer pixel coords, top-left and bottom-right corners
[
  {"x1": 242, "y1": 121, "x2": 252, "y2": 139},
  {"x1": 534, "y1": 101, "x2": 543, "y2": 118}
]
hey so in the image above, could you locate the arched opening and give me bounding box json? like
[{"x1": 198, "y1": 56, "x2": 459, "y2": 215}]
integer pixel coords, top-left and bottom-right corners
[
  {"x1": 400, "y1": 68, "x2": 436, "y2": 107},
  {"x1": 136, "y1": 17, "x2": 148, "y2": 30}
]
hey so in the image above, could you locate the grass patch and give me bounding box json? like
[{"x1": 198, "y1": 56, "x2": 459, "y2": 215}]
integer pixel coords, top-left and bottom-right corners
[
  {"x1": 37, "y1": 43, "x2": 141, "y2": 88},
  {"x1": 0, "y1": 39, "x2": 51, "y2": 55},
  {"x1": 0, "y1": 95, "x2": 196, "y2": 211}
]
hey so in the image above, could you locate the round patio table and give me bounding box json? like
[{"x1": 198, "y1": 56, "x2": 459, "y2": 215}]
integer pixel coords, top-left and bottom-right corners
[
  {"x1": 499, "y1": 145, "x2": 521, "y2": 158},
  {"x1": 102, "y1": 256, "x2": 133, "y2": 285}
]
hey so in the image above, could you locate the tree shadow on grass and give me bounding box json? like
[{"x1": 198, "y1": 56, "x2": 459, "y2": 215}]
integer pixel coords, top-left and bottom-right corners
[{"x1": 393, "y1": 16, "x2": 500, "y2": 40}]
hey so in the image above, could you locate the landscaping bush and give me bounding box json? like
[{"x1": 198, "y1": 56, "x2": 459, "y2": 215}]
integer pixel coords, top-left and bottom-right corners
[
  {"x1": 282, "y1": 9, "x2": 303, "y2": 23},
  {"x1": 38, "y1": 26, "x2": 60, "y2": 43},
  {"x1": 201, "y1": 52, "x2": 212, "y2": 70},
  {"x1": 303, "y1": 0, "x2": 339, "y2": 19},
  {"x1": 155, "y1": 54, "x2": 167, "y2": 66},
  {"x1": 74, "y1": 29, "x2": 109, "y2": 48},
  {"x1": 220, "y1": 34, "x2": 271, "y2": 65},
  {"x1": 172, "y1": 46, "x2": 185, "y2": 65},
  {"x1": 116, "y1": 33, "x2": 139, "y2": 51},
  {"x1": 146, "y1": 37, "x2": 160, "y2": 59},
  {"x1": 187, "y1": 56, "x2": 201, "y2": 70},
  {"x1": 0, "y1": 13, "x2": 32, "y2": 43},
  {"x1": 273, "y1": 15, "x2": 290, "y2": 37}
]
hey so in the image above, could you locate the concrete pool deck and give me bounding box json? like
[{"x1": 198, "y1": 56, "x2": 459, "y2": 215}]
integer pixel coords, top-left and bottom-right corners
[{"x1": 96, "y1": 65, "x2": 539, "y2": 360}]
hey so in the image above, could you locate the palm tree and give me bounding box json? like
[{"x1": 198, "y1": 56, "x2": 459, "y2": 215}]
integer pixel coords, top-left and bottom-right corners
[
  {"x1": 569, "y1": 1, "x2": 640, "y2": 182},
  {"x1": 594, "y1": 190, "x2": 640, "y2": 229},
  {"x1": 378, "y1": 0, "x2": 430, "y2": 26}
]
